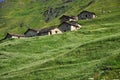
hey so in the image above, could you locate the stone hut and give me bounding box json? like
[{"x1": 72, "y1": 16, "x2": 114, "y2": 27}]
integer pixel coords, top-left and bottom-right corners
[
  {"x1": 4, "y1": 33, "x2": 25, "y2": 39},
  {"x1": 24, "y1": 28, "x2": 39, "y2": 37},
  {"x1": 78, "y1": 11, "x2": 96, "y2": 20},
  {"x1": 59, "y1": 15, "x2": 78, "y2": 23},
  {"x1": 58, "y1": 21, "x2": 81, "y2": 32},
  {"x1": 38, "y1": 26, "x2": 62, "y2": 36}
]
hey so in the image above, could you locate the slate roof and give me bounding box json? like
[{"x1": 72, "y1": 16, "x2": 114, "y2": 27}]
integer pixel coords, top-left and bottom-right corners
[
  {"x1": 59, "y1": 15, "x2": 76, "y2": 19},
  {"x1": 58, "y1": 21, "x2": 80, "y2": 28},
  {"x1": 24, "y1": 28, "x2": 40, "y2": 34},
  {"x1": 39, "y1": 27, "x2": 55, "y2": 33},
  {"x1": 6, "y1": 33, "x2": 25, "y2": 37},
  {"x1": 3, "y1": 33, "x2": 25, "y2": 40},
  {"x1": 79, "y1": 10, "x2": 96, "y2": 15},
  {"x1": 39, "y1": 26, "x2": 58, "y2": 33}
]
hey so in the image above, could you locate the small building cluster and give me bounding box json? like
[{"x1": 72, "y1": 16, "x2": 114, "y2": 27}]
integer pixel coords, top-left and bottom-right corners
[{"x1": 3, "y1": 10, "x2": 96, "y2": 40}]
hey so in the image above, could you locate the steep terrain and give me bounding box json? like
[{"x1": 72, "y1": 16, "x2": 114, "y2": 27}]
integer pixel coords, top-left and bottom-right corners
[
  {"x1": 0, "y1": 0, "x2": 120, "y2": 80},
  {"x1": 0, "y1": 0, "x2": 114, "y2": 39}
]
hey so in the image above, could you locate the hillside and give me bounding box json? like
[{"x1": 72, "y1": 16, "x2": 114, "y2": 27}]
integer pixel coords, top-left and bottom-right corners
[
  {"x1": 0, "y1": 0, "x2": 90, "y2": 39},
  {"x1": 0, "y1": 0, "x2": 119, "y2": 39},
  {"x1": 0, "y1": 0, "x2": 120, "y2": 80}
]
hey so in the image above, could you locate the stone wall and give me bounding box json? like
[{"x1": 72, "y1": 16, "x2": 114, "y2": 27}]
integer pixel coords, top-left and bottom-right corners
[
  {"x1": 58, "y1": 23, "x2": 71, "y2": 32},
  {"x1": 49, "y1": 28, "x2": 62, "y2": 35}
]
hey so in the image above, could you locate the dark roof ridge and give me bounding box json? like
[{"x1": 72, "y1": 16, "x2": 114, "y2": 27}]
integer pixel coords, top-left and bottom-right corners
[
  {"x1": 24, "y1": 28, "x2": 40, "y2": 34},
  {"x1": 58, "y1": 21, "x2": 80, "y2": 27},
  {"x1": 6, "y1": 33, "x2": 25, "y2": 37},
  {"x1": 59, "y1": 15, "x2": 77, "y2": 19},
  {"x1": 39, "y1": 26, "x2": 57, "y2": 33},
  {"x1": 80, "y1": 10, "x2": 96, "y2": 15}
]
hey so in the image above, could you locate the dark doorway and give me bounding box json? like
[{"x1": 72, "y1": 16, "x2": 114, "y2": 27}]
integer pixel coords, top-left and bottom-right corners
[
  {"x1": 55, "y1": 31, "x2": 58, "y2": 33},
  {"x1": 85, "y1": 15, "x2": 88, "y2": 18},
  {"x1": 50, "y1": 31, "x2": 52, "y2": 35},
  {"x1": 64, "y1": 30, "x2": 66, "y2": 32}
]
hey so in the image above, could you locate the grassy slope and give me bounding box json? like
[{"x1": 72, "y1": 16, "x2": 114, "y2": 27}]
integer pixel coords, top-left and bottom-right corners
[
  {"x1": 0, "y1": 0, "x2": 92, "y2": 39},
  {"x1": 0, "y1": 0, "x2": 120, "y2": 80}
]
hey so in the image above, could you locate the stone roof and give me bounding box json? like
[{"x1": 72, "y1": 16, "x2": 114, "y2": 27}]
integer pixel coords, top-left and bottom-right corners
[
  {"x1": 59, "y1": 15, "x2": 76, "y2": 19},
  {"x1": 79, "y1": 10, "x2": 96, "y2": 15},
  {"x1": 6, "y1": 33, "x2": 25, "y2": 37},
  {"x1": 24, "y1": 28, "x2": 40, "y2": 34},
  {"x1": 3, "y1": 33, "x2": 25, "y2": 40},
  {"x1": 39, "y1": 25, "x2": 58, "y2": 33},
  {"x1": 58, "y1": 21, "x2": 80, "y2": 28}
]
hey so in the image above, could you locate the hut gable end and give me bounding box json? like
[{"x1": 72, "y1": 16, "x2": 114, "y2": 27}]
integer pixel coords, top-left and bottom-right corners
[
  {"x1": 78, "y1": 11, "x2": 96, "y2": 20},
  {"x1": 58, "y1": 21, "x2": 81, "y2": 32},
  {"x1": 58, "y1": 22, "x2": 71, "y2": 32}
]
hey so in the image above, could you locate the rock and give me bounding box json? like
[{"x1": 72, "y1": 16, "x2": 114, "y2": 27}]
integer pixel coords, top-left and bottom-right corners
[{"x1": 43, "y1": 6, "x2": 66, "y2": 22}]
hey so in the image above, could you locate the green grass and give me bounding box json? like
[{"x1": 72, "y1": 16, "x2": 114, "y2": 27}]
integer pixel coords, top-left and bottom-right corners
[{"x1": 0, "y1": 0, "x2": 120, "y2": 80}]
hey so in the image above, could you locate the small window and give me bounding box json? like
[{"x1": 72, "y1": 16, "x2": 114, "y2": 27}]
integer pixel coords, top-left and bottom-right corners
[{"x1": 66, "y1": 25, "x2": 68, "y2": 27}]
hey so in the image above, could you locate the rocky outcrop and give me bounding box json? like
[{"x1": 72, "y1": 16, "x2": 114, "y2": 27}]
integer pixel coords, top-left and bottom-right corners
[{"x1": 43, "y1": 6, "x2": 67, "y2": 22}]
